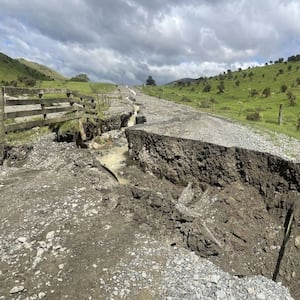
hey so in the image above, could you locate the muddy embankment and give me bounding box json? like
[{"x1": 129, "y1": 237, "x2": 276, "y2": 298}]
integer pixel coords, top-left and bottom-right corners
[
  {"x1": 125, "y1": 127, "x2": 300, "y2": 299},
  {"x1": 55, "y1": 110, "x2": 134, "y2": 146}
]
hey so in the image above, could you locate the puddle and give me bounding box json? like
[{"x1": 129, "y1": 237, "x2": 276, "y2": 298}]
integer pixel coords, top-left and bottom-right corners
[{"x1": 97, "y1": 145, "x2": 129, "y2": 185}]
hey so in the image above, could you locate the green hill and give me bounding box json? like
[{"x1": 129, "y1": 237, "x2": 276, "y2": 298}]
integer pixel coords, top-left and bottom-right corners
[
  {"x1": 18, "y1": 58, "x2": 67, "y2": 81},
  {"x1": 143, "y1": 58, "x2": 300, "y2": 139},
  {"x1": 0, "y1": 52, "x2": 53, "y2": 83}
]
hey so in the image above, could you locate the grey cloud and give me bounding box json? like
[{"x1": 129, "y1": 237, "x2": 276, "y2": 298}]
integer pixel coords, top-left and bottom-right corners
[{"x1": 0, "y1": 0, "x2": 300, "y2": 84}]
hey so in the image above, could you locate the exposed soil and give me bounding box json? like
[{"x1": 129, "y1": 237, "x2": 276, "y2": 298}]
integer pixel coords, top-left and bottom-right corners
[{"x1": 0, "y1": 87, "x2": 299, "y2": 299}]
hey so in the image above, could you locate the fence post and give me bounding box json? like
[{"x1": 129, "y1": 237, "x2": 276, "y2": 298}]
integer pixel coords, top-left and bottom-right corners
[
  {"x1": 278, "y1": 104, "x2": 283, "y2": 125},
  {"x1": 0, "y1": 87, "x2": 5, "y2": 164}
]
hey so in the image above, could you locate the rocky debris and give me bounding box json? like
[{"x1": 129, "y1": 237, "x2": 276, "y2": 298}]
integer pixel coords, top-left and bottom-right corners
[
  {"x1": 9, "y1": 285, "x2": 25, "y2": 294},
  {"x1": 100, "y1": 232, "x2": 293, "y2": 300}
]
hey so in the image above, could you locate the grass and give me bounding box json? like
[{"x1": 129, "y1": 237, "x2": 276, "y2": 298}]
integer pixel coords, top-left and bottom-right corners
[
  {"x1": 142, "y1": 61, "x2": 300, "y2": 139},
  {"x1": 37, "y1": 81, "x2": 115, "y2": 95},
  {"x1": 0, "y1": 52, "x2": 52, "y2": 82},
  {"x1": 6, "y1": 127, "x2": 51, "y2": 145},
  {"x1": 18, "y1": 58, "x2": 67, "y2": 81}
]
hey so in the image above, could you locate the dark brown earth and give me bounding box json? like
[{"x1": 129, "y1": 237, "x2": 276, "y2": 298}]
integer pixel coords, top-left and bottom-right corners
[{"x1": 0, "y1": 87, "x2": 299, "y2": 299}]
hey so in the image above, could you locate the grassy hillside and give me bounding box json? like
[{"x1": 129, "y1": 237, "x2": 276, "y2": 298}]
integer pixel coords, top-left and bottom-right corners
[
  {"x1": 18, "y1": 58, "x2": 67, "y2": 81},
  {"x1": 0, "y1": 52, "x2": 52, "y2": 82},
  {"x1": 37, "y1": 80, "x2": 116, "y2": 95},
  {"x1": 143, "y1": 60, "x2": 300, "y2": 139}
]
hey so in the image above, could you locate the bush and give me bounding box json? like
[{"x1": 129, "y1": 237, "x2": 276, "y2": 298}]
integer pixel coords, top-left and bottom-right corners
[
  {"x1": 220, "y1": 106, "x2": 231, "y2": 111},
  {"x1": 217, "y1": 81, "x2": 225, "y2": 93},
  {"x1": 262, "y1": 87, "x2": 271, "y2": 97},
  {"x1": 199, "y1": 100, "x2": 211, "y2": 108},
  {"x1": 202, "y1": 84, "x2": 211, "y2": 92},
  {"x1": 280, "y1": 84, "x2": 288, "y2": 93},
  {"x1": 289, "y1": 94, "x2": 297, "y2": 106},
  {"x1": 250, "y1": 89, "x2": 259, "y2": 97},
  {"x1": 246, "y1": 112, "x2": 261, "y2": 121},
  {"x1": 181, "y1": 96, "x2": 192, "y2": 102},
  {"x1": 297, "y1": 118, "x2": 300, "y2": 131}
]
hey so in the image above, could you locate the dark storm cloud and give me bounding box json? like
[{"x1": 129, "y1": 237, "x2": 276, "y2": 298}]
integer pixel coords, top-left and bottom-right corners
[{"x1": 1, "y1": 0, "x2": 300, "y2": 84}]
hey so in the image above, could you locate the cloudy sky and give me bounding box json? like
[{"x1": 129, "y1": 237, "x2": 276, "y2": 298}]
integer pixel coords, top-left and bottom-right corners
[{"x1": 1, "y1": 0, "x2": 300, "y2": 84}]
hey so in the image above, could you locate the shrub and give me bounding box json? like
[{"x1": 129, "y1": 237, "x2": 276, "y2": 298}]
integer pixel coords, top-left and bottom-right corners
[
  {"x1": 199, "y1": 100, "x2": 211, "y2": 108},
  {"x1": 280, "y1": 84, "x2": 288, "y2": 93},
  {"x1": 289, "y1": 94, "x2": 297, "y2": 106},
  {"x1": 217, "y1": 81, "x2": 225, "y2": 93},
  {"x1": 297, "y1": 118, "x2": 300, "y2": 131},
  {"x1": 210, "y1": 97, "x2": 217, "y2": 104},
  {"x1": 181, "y1": 96, "x2": 192, "y2": 102},
  {"x1": 287, "y1": 65, "x2": 292, "y2": 71},
  {"x1": 286, "y1": 90, "x2": 293, "y2": 99},
  {"x1": 277, "y1": 69, "x2": 284, "y2": 75},
  {"x1": 250, "y1": 89, "x2": 259, "y2": 97},
  {"x1": 202, "y1": 84, "x2": 211, "y2": 92},
  {"x1": 246, "y1": 112, "x2": 261, "y2": 121},
  {"x1": 262, "y1": 87, "x2": 271, "y2": 97},
  {"x1": 235, "y1": 80, "x2": 240, "y2": 87},
  {"x1": 220, "y1": 106, "x2": 231, "y2": 111}
]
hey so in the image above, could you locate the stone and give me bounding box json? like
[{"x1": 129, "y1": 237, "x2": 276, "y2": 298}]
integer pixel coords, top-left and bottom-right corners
[
  {"x1": 210, "y1": 274, "x2": 220, "y2": 283},
  {"x1": 18, "y1": 237, "x2": 27, "y2": 243},
  {"x1": 10, "y1": 286, "x2": 25, "y2": 294},
  {"x1": 257, "y1": 292, "x2": 266, "y2": 299},
  {"x1": 46, "y1": 231, "x2": 55, "y2": 240},
  {"x1": 294, "y1": 236, "x2": 300, "y2": 248},
  {"x1": 58, "y1": 264, "x2": 64, "y2": 270},
  {"x1": 38, "y1": 292, "x2": 46, "y2": 299},
  {"x1": 224, "y1": 197, "x2": 236, "y2": 206}
]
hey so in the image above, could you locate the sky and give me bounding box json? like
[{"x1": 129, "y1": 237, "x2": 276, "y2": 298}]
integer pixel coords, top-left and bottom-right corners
[{"x1": 1, "y1": 0, "x2": 300, "y2": 85}]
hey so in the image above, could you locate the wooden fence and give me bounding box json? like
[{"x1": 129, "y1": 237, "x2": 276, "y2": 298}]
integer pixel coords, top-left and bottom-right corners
[{"x1": 0, "y1": 86, "x2": 99, "y2": 163}]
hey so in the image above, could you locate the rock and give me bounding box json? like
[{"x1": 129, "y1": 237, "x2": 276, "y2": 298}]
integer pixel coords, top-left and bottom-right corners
[
  {"x1": 257, "y1": 292, "x2": 266, "y2": 299},
  {"x1": 38, "y1": 292, "x2": 46, "y2": 299},
  {"x1": 58, "y1": 264, "x2": 64, "y2": 270},
  {"x1": 294, "y1": 236, "x2": 300, "y2": 248},
  {"x1": 18, "y1": 237, "x2": 27, "y2": 243},
  {"x1": 46, "y1": 231, "x2": 55, "y2": 240},
  {"x1": 224, "y1": 196, "x2": 236, "y2": 206},
  {"x1": 210, "y1": 274, "x2": 220, "y2": 283},
  {"x1": 10, "y1": 285, "x2": 25, "y2": 294}
]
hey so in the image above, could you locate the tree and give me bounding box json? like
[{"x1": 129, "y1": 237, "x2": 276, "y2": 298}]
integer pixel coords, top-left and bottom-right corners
[
  {"x1": 146, "y1": 75, "x2": 156, "y2": 86},
  {"x1": 70, "y1": 73, "x2": 90, "y2": 82}
]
